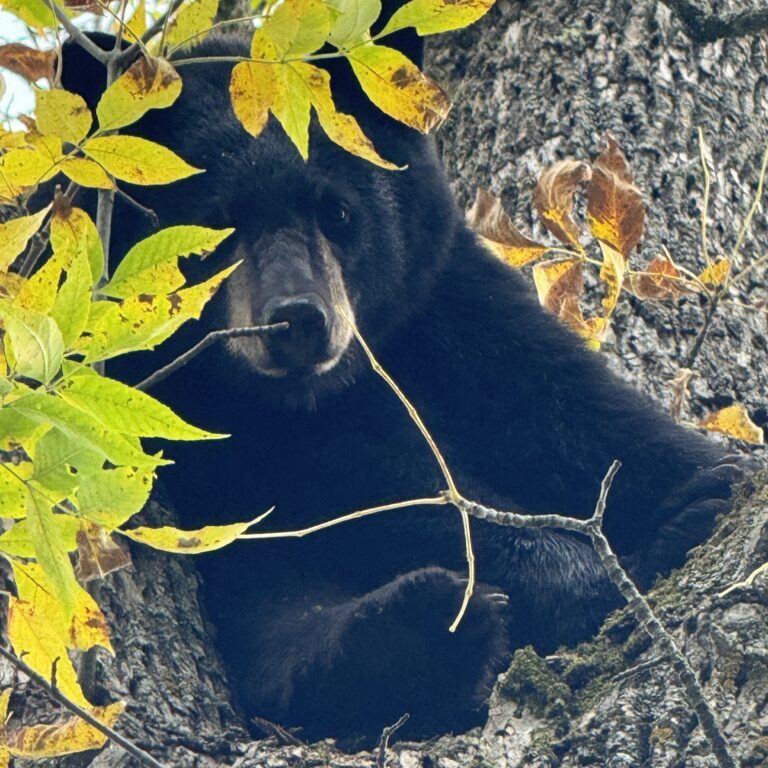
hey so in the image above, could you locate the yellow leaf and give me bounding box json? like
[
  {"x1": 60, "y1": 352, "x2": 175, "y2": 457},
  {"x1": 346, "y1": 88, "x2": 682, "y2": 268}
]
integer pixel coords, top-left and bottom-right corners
[
  {"x1": 0, "y1": 206, "x2": 49, "y2": 271},
  {"x1": 295, "y1": 62, "x2": 398, "y2": 169},
  {"x1": 35, "y1": 88, "x2": 92, "y2": 145},
  {"x1": 59, "y1": 157, "x2": 114, "y2": 189},
  {"x1": 13, "y1": 249, "x2": 66, "y2": 315},
  {"x1": 0, "y1": 147, "x2": 57, "y2": 194},
  {"x1": 0, "y1": 687, "x2": 10, "y2": 722},
  {"x1": 466, "y1": 188, "x2": 548, "y2": 267},
  {"x1": 50, "y1": 200, "x2": 104, "y2": 283},
  {"x1": 229, "y1": 61, "x2": 278, "y2": 139},
  {"x1": 272, "y1": 65, "x2": 312, "y2": 159},
  {"x1": 532, "y1": 257, "x2": 583, "y2": 314},
  {"x1": 0, "y1": 0, "x2": 56, "y2": 28},
  {"x1": 700, "y1": 404, "x2": 764, "y2": 445},
  {"x1": 8, "y1": 595, "x2": 88, "y2": 707},
  {"x1": 96, "y1": 56, "x2": 182, "y2": 132},
  {"x1": 348, "y1": 43, "x2": 450, "y2": 133},
  {"x1": 381, "y1": 0, "x2": 494, "y2": 36},
  {"x1": 0, "y1": 467, "x2": 28, "y2": 520},
  {"x1": 83, "y1": 135, "x2": 202, "y2": 185},
  {"x1": 125, "y1": 0, "x2": 147, "y2": 42},
  {"x1": 165, "y1": 0, "x2": 219, "y2": 51},
  {"x1": 698, "y1": 257, "x2": 730, "y2": 288},
  {"x1": 5, "y1": 702, "x2": 124, "y2": 758},
  {"x1": 597, "y1": 240, "x2": 626, "y2": 316},
  {"x1": 121, "y1": 515, "x2": 264, "y2": 553},
  {"x1": 327, "y1": 0, "x2": 380, "y2": 48}
]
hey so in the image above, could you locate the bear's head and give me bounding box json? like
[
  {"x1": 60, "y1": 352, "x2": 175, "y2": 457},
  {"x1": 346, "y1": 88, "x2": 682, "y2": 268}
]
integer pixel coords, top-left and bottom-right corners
[{"x1": 60, "y1": 14, "x2": 461, "y2": 407}]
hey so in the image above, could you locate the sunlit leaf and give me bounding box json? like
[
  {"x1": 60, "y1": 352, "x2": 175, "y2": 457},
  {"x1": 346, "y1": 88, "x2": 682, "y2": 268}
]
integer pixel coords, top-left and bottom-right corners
[
  {"x1": 700, "y1": 404, "x2": 764, "y2": 444},
  {"x1": 58, "y1": 370, "x2": 226, "y2": 440},
  {"x1": 51, "y1": 248, "x2": 92, "y2": 347},
  {"x1": 698, "y1": 257, "x2": 730, "y2": 288},
  {"x1": 0, "y1": 515, "x2": 79, "y2": 559},
  {"x1": 103, "y1": 225, "x2": 234, "y2": 298},
  {"x1": 50, "y1": 200, "x2": 104, "y2": 284},
  {"x1": 80, "y1": 263, "x2": 238, "y2": 362},
  {"x1": 0, "y1": 206, "x2": 49, "y2": 271},
  {"x1": 348, "y1": 43, "x2": 450, "y2": 133},
  {"x1": 327, "y1": 0, "x2": 380, "y2": 47},
  {"x1": 466, "y1": 188, "x2": 548, "y2": 267},
  {"x1": 0, "y1": 148, "x2": 56, "y2": 195},
  {"x1": 59, "y1": 157, "x2": 114, "y2": 189},
  {"x1": 0, "y1": 0, "x2": 56, "y2": 29},
  {"x1": 534, "y1": 160, "x2": 591, "y2": 247},
  {"x1": 165, "y1": 0, "x2": 219, "y2": 51},
  {"x1": 125, "y1": 0, "x2": 147, "y2": 42},
  {"x1": 381, "y1": 0, "x2": 493, "y2": 36},
  {"x1": 83, "y1": 135, "x2": 202, "y2": 185},
  {"x1": 121, "y1": 515, "x2": 264, "y2": 553},
  {"x1": 96, "y1": 56, "x2": 182, "y2": 132},
  {"x1": 35, "y1": 88, "x2": 92, "y2": 145},
  {"x1": 0, "y1": 466, "x2": 28, "y2": 520},
  {"x1": 77, "y1": 466, "x2": 153, "y2": 528},
  {"x1": 597, "y1": 240, "x2": 626, "y2": 316},
  {"x1": 1, "y1": 306, "x2": 64, "y2": 383},
  {"x1": 229, "y1": 60, "x2": 278, "y2": 139},
  {"x1": 264, "y1": 0, "x2": 332, "y2": 55}
]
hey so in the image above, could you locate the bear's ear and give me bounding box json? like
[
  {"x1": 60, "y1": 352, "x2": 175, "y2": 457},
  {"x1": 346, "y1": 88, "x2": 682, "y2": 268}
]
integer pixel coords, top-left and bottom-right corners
[
  {"x1": 372, "y1": 0, "x2": 424, "y2": 67},
  {"x1": 59, "y1": 32, "x2": 121, "y2": 113}
]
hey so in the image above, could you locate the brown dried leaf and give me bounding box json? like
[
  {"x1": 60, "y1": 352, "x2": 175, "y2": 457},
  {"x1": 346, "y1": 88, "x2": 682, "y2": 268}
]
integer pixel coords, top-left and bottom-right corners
[
  {"x1": 586, "y1": 135, "x2": 645, "y2": 257},
  {"x1": 466, "y1": 189, "x2": 548, "y2": 267},
  {"x1": 700, "y1": 403, "x2": 764, "y2": 444},
  {"x1": 534, "y1": 160, "x2": 591, "y2": 247},
  {"x1": 630, "y1": 253, "x2": 687, "y2": 300},
  {"x1": 532, "y1": 257, "x2": 584, "y2": 315},
  {"x1": 74, "y1": 522, "x2": 131, "y2": 582},
  {"x1": 0, "y1": 44, "x2": 55, "y2": 83}
]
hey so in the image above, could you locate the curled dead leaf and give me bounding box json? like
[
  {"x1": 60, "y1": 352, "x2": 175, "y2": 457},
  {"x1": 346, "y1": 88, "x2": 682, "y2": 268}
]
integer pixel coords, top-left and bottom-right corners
[
  {"x1": 466, "y1": 189, "x2": 548, "y2": 267},
  {"x1": 0, "y1": 44, "x2": 55, "y2": 83},
  {"x1": 586, "y1": 135, "x2": 645, "y2": 258},
  {"x1": 630, "y1": 253, "x2": 688, "y2": 300},
  {"x1": 534, "y1": 160, "x2": 591, "y2": 248}
]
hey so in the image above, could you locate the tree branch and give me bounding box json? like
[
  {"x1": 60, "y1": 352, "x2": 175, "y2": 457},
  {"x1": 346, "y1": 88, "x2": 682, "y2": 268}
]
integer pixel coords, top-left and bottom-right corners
[
  {"x1": 661, "y1": 0, "x2": 768, "y2": 43},
  {"x1": 48, "y1": 0, "x2": 110, "y2": 63},
  {"x1": 135, "y1": 324, "x2": 288, "y2": 391},
  {"x1": 0, "y1": 645, "x2": 166, "y2": 768}
]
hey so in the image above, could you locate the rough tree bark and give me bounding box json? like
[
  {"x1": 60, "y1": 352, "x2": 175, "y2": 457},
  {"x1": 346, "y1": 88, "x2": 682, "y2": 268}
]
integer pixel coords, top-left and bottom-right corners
[{"x1": 5, "y1": 1, "x2": 767, "y2": 766}]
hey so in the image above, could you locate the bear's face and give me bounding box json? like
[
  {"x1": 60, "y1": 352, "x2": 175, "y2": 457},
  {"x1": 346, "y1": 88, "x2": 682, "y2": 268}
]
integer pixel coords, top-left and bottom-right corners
[{"x1": 107, "y1": 39, "x2": 458, "y2": 405}]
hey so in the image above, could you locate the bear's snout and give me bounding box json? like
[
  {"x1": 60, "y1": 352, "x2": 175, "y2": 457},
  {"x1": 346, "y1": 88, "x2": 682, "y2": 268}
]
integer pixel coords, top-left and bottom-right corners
[{"x1": 262, "y1": 295, "x2": 332, "y2": 370}]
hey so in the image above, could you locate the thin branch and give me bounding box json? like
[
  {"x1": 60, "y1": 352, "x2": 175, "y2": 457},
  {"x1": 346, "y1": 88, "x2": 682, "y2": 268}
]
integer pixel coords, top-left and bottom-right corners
[
  {"x1": 115, "y1": 0, "x2": 185, "y2": 66},
  {"x1": 457, "y1": 462, "x2": 737, "y2": 768},
  {"x1": 135, "y1": 324, "x2": 288, "y2": 391},
  {"x1": 660, "y1": 0, "x2": 768, "y2": 43},
  {"x1": 683, "y1": 286, "x2": 722, "y2": 369},
  {"x1": 0, "y1": 645, "x2": 166, "y2": 768},
  {"x1": 339, "y1": 308, "x2": 475, "y2": 632},
  {"x1": 376, "y1": 713, "x2": 409, "y2": 768},
  {"x1": 48, "y1": 0, "x2": 110, "y2": 63},
  {"x1": 239, "y1": 496, "x2": 449, "y2": 541},
  {"x1": 698, "y1": 128, "x2": 712, "y2": 270},
  {"x1": 731, "y1": 141, "x2": 768, "y2": 268}
]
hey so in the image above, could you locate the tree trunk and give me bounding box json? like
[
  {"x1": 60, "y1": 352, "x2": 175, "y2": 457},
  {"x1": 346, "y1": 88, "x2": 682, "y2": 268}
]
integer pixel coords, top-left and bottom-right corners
[{"x1": 7, "y1": 1, "x2": 767, "y2": 766}]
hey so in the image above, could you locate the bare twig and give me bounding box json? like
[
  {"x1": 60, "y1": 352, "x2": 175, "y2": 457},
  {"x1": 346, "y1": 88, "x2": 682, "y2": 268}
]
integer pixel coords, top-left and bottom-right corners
[
  {"x1": 0, "y1": 645, "x2": 166, "y2": 768},
  {"x1": 114, "y1": 188, "x2": 160, "y2": 229},
  {"x1": 458, "y1": 462, "x2": 737, "y2": 768},
  {"x1": 339, "y1": 308, "x2": 475, "y2": 633},
  {"x1": 698, "y1": 128, "x2": 712, "y2": 269},
  {"x1": 661, "y1": 0, "x2": 768, "y2": 43},
  {"x1": 683, "y1": 286, "x2": 722, "y2": 369},
  {"x1": 48, "y1": 0, "x2": 110, "y2": 63},
  {"x1": 376, "y1": 713, "x2": 409, "y2": 768},
  {"x1": 135, "y1": 324, "x2": 288, "y2": 391}
]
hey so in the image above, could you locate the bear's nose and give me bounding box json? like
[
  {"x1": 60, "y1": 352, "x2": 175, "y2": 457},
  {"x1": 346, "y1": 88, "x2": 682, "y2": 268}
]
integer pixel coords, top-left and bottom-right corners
[{"x1": 262, "y1": 297, "x2": 331, "y2": 369}]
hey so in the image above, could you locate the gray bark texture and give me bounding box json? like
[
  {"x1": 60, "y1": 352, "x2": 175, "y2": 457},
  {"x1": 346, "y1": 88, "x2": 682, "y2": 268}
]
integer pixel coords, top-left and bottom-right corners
[{"x1": 5, "y1": 0, "x2": 768, "y2": 766}]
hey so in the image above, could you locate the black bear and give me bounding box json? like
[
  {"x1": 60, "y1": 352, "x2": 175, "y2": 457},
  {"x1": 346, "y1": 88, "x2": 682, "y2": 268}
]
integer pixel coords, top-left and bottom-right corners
[{"x1": 60, "y1": 17, "x2": 744, "y2": 746}]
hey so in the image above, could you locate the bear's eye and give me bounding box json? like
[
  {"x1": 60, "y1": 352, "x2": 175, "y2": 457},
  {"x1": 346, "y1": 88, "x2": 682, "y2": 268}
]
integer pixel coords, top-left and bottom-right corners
[
  {"x1": 319, "y1": 196, "x2": 353, "y2": 241},
  {"x1": 335, "y1": 202, "x2": 351, "y2": 225}
]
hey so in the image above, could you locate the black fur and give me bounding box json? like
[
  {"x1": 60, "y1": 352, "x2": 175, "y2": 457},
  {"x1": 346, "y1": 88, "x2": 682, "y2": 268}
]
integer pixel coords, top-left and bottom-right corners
[{"x1": 60, "y1": 28, "x2": 742, "y2": 746}]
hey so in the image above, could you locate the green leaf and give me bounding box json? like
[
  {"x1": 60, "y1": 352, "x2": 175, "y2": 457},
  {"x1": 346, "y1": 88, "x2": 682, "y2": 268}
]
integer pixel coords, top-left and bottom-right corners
[
  {"x1": 327, "y1": 0, "x2": 381, "y2": 47},
  {"x1": 51, "y1": 248, "x2": 92, "y2": 348},
  {"x1": 102, "y1": 225, "x2": 234, "y2": 299},
  {"x1": 77, "y1": 466, "x2": 153, "y2": 528},
  {"x1": 0, "y1": 206, "x2": 50, "y2": 271},
  {"x1": 165, "y1": 0, "x2": 219, "y2": 51},
  {"x1": 380, "y1": 0, "x2": 494, "y2": 36},
  {"x1": 0, "y1": 514, "x2": 80, "y2": 559},
  {"x1": 0, "y1": 464, "x2": 29, "y2": 519},
  {"x1": 8, "y1": 392, "x2": 166, "y2": 469},
  {"x1": 2, "y1": 305, "x2": 64, "y2": 383},
  {"x1": 33, "y1": 426, "x2": 101, "y2": 492},
  {"x1": 0, "y1": 0, "x2": 56, "y2": 28},
  {"x1": 264, "y1": 0, "x2": 333, "y2": 55},
  {"x1": 59, "y1": 371, "x2": 226, "y2": 441},
  {"x1": 80, "y1": 262, "x2": 239, "y2": 362},
  {"x1": 25, "y1": 489, "x2": 79, "y2": 619},
  {"x1": 35, "y1": 88, "x2": 92, "y2": 145},
  {"x1": 96, "y1": 57, "x2": 182, "y2": 132},
  {"x1": 83, "y1": 135, "x2": 203, "y2": 185}
]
